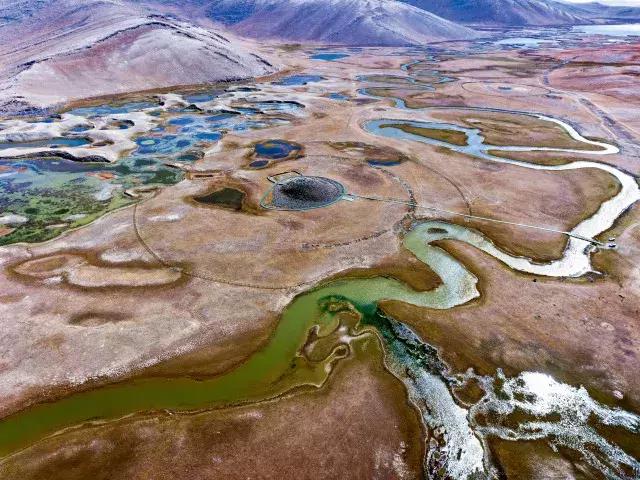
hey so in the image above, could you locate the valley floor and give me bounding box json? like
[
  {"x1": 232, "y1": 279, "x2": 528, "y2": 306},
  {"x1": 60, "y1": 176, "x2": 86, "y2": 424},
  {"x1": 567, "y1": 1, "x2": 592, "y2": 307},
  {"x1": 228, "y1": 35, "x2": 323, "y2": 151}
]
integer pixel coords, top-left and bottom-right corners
[{"x1": 0, "y1": 32, "x2": 639, "y2": 479}]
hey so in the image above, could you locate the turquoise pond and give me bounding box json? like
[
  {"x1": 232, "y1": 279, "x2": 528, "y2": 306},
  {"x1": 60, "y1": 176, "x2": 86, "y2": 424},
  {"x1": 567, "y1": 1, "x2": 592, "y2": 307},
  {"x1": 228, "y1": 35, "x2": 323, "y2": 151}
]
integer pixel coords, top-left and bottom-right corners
[
  {"x1": 311, "y1": 52, "x2": 349, "y2": 61},
  {"x1": 66, "y1": 101, "x2": 159, "y2": 117},
  {"x1": 182, "y1": 91, "x2": 223, "y2": 103},
  {"x1": 0, "y1": 137, "x2": 91, "y2": 150}
]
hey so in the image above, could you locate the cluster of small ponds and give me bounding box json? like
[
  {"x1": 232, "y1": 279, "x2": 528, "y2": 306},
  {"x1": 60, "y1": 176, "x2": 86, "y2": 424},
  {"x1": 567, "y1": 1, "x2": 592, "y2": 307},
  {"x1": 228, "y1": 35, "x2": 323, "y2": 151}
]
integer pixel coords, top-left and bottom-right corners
[{"x1": 0, "y1": 86, "x2": 311, "y2": 245}]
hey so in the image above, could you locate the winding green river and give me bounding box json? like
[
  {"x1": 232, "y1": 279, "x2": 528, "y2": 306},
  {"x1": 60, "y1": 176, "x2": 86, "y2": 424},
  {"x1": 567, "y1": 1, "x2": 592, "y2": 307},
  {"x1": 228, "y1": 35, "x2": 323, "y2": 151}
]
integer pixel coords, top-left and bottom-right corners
[{"x1": 0, "y1": 222, "x2": 480, "y2": 461}]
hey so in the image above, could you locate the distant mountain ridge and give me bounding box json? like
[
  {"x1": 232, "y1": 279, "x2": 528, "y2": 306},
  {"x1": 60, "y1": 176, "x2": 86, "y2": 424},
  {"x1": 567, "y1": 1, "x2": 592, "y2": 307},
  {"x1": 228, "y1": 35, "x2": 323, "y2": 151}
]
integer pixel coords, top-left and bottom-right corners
[
  {"x1": 398, "y1": 0, "x2": 589, "y2": 26},
  {"x1": 147, "y1": 0, "x2": 481, "y2": 46},
  {"x1": 399, "y1": 0, "x2": 640, "y2": 26},
  {"x1": 558, "y1": 1, "x2": 640, "y2": 22}
]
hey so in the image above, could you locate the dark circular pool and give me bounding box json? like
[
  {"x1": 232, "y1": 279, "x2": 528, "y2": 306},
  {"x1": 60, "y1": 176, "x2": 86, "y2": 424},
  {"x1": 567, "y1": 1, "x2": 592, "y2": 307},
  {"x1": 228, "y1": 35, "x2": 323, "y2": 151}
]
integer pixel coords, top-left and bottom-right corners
[{"x1": 264, "y1": 176, "x2": 345, "y2": 210}]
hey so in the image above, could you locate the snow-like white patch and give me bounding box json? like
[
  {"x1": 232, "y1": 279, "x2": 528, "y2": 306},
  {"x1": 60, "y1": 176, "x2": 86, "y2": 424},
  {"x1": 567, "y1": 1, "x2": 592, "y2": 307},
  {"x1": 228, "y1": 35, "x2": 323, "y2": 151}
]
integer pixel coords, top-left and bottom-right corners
[{"x1": 0, "y1": 214, "x2": 28, "y2": 225}]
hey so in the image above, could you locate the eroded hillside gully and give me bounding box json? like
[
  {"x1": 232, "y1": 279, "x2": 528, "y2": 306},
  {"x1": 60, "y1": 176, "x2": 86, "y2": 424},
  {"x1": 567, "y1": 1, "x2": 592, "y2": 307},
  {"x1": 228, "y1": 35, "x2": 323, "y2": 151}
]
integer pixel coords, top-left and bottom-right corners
[{"x1": 0, "y1": 47, "x2": 638, "y2": 479}]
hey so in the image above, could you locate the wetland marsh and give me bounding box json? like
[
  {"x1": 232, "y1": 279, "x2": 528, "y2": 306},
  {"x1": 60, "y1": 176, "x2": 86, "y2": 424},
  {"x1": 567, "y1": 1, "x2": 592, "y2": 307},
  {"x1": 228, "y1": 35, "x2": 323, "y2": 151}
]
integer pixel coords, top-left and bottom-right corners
[{"x1": 1, "y1": 34, "x2": 639, "y2": 480}]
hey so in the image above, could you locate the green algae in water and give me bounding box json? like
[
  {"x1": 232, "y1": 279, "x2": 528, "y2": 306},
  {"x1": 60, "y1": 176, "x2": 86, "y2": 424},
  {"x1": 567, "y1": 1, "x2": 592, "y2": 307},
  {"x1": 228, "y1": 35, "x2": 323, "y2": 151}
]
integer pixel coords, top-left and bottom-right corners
[
  {"x1": 0, "y1": 217, "x2": 633, "y2": 477},
  {"x1": 0, "y1": 90, "x2": 300, "y2": 246},
  {"x1": 0, "y1": 157, "x2": 183, "y2": 246},
  {"x1": 0, "y1": 159, "x2": 129, "y2": 246},
  {"x1": 0, "y1": 223, "x2": 479, "y2": 457},
  {"x1": 193, "y1": 187, "x2": 245, "y2": 210}
]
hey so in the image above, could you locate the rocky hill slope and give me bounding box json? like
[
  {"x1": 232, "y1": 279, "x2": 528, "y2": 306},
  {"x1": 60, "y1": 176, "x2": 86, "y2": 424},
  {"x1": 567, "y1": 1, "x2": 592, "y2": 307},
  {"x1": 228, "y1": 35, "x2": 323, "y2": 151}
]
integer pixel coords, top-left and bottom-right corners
[
  {"x1": 399, "y1": 0, "x2": 588, "y2": 26},
  {"x1": 0, "y1": 0, "x2": 275, "y2": 112},
  {"x1": 149, "y1": 0, "x2": 480, "y2": 46}
]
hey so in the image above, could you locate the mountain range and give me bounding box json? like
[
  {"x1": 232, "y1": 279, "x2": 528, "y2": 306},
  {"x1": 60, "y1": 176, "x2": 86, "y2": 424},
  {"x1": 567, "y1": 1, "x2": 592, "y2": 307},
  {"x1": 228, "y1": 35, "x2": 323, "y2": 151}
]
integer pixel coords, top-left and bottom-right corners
[
  {"x1": 560, "y1": 1, "x2": 640, "y2": 22},
  {"x1": 399, "y1": 0, "x2": 588, "y2": 26},
  {"x1": 400, "y1": 0, "x2": 640, "y2": 26},
  {"x1": 162, "y1": 0, "x2": 480, "y2": 46},
  {"x1": 2, "y1": 0, "x2": 640, "y2": 112}
]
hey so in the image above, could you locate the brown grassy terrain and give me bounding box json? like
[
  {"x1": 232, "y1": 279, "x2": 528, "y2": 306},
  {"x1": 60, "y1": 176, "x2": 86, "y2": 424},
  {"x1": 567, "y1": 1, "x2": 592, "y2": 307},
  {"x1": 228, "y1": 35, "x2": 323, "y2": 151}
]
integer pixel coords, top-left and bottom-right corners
[
  {"x1": 431, "y1": 110, "x2": 603, "y2": 150},
  {"x1": 379, "y1": 123, "x2": 469, "y2": 146}
]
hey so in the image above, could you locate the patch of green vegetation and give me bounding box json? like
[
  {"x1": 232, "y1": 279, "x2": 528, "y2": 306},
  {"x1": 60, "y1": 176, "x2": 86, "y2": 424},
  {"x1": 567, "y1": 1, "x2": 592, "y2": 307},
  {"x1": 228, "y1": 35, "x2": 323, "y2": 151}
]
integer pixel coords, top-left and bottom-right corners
[
  {"x1": 0, "y1": 186, "x2": 132, "y2": 246},
  {"x1": 193, "y1": 187, "x2": 245, "y2": 210}
]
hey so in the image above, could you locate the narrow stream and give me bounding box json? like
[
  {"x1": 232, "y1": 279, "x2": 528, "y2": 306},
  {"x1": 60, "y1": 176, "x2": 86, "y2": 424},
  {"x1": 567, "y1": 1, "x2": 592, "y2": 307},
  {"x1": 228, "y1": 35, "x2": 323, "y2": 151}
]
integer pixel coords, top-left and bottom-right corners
[{"x1": 358, "y1": 59, "x2": 640, "y2": 478}]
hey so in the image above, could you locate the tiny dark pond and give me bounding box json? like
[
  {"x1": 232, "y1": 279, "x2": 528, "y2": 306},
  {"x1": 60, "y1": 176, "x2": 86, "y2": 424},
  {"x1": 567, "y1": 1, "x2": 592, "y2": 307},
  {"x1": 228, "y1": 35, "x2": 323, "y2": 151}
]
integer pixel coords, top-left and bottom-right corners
[
  {"x1": 193, "y1": 187, "x2": 245, "y2": 210},
  {"x1": 367, "y1": 159, "x2": 401, "y2": 167},
  {"x1": 249, "y1": 160, "x2": 270, "y2": 169},
  {"x1": 69, "y1": 124, "x2": 94, "y2": 133}
]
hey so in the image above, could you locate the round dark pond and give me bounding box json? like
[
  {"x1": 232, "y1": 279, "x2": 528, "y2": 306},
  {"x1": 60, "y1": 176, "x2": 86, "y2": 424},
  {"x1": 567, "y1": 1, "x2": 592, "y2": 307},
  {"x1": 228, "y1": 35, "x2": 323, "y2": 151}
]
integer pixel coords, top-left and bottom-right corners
[
  {"x1": 266, "y1": 176, "x2": 345, "y2": 210},
  {"x1": 193, "y1": 187, "x2": 245, "y2": 211}
]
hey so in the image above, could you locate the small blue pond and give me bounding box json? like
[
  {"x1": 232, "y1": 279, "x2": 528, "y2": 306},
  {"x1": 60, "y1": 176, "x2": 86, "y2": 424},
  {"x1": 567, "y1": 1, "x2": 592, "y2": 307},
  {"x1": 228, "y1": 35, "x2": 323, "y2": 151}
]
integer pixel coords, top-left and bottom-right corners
[
  {"x1": 273, "y1": 75, "x2": 325, "y2": 86},
  {"x1": 0, "y1": 137, "x2": 91, "y2": 150},
  {"x1": 67, "y1": 101, "x2": 157, "y2": 117},
  {"x1": 254, "y1": 140, "x2": 301, "y2": 160},
  {"x1": 311, "y1": 52, "x2": 349, "y2": 61}
]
